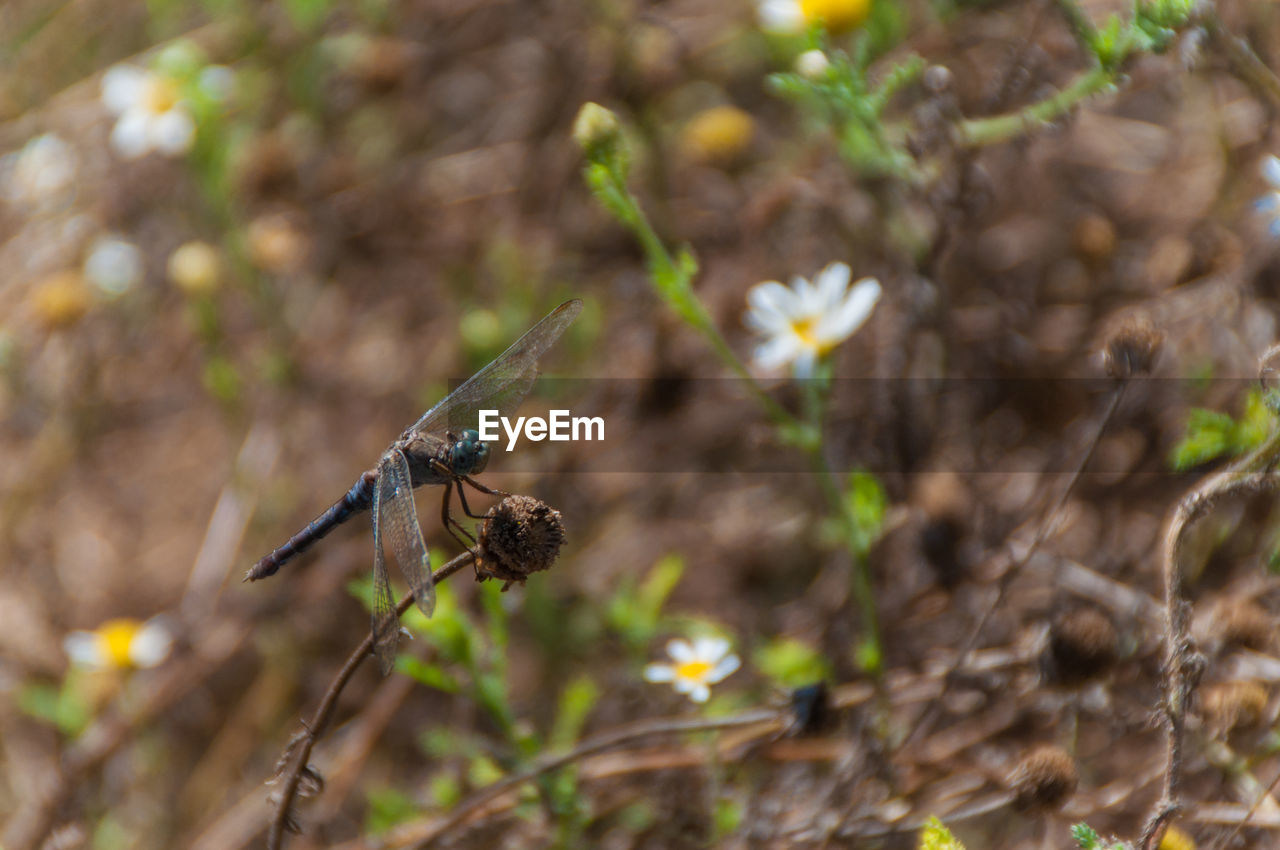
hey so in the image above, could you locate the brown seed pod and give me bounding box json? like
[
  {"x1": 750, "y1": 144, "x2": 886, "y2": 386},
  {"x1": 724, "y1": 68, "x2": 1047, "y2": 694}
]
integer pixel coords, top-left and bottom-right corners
[
  {"x1": 1047, "y1": 606, "x2": 1118, "y2": 686},
  {"x1": 1102, "y1": 317, "x2": 1163, "y2": 380},
  {"x1": 1008, "y1": 745, "x2": 1078, "y2": 811},
  {"x1": 475, "y1": 495, "x2": 565, "y2": 590}
]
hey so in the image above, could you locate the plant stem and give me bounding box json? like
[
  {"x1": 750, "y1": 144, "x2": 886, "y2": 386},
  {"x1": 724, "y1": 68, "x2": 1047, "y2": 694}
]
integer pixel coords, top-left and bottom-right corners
[{"x1": 957, "y1": 66, "x2": 1114, "y2": 147}]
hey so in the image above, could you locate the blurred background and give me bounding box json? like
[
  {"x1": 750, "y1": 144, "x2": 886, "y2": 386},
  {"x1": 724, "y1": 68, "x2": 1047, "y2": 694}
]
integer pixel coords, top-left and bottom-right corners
[{"x1": 4, "y1": 0, "x2": 1280, "y2": 848}]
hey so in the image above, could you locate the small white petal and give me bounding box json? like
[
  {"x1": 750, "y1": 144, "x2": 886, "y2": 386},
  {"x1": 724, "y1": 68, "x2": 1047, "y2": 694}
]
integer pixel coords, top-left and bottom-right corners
[
  {"x1": 821, "y1": 277, "x2": 881, "y2": 341},
  {"x1": 753, "y1": 335, "x2": 803, "y2": 369},
  {"x1": 666, "y1": 638, "x2": 696, "y2": 664},
  {"x1": 64, "y1": 632, "x2": 108, "y2": 669},
  {"x1": 758, "y1": 0, "x2": 806, "y2": 33},
  {"x1": 746, "y1": 281, "x2": 800, "y2": 322},
  {"x1": 151, "y1": 109, "x2": 195, "y2": 155},
  {"x1": 708, "y1": 653, "x2": 741, "y2": 683},
  {"x1": 1262, "y1": 155, "x2": 1280, "y2": 189},
  {"x1": 103, "y1": 66, "x2": 149, "y2": 114},
  {"x1": 814, "y1": 262, "x2": 852, "y2": 307},
  {"x1": 644, "y1": 663, "x2": 676, "y2": 683},
  {"x1": 110, "y1": 112, "x2": 153, "y2": 159},
  {"x1": 790, "y1": 274, "x2": 816, "y2": 305},
  {"x1": 1257, "y1": 193, "x2": 1280, "y2": 214},
  {"x1": 129, "y1": 619, "x2": 173, "y2": 668},
  {"x1": 687, "y1": 683, "x2": 711, "y2": 703},
  {"x1": 692, "y1": 635, "x2": 730, "y2": 661}
]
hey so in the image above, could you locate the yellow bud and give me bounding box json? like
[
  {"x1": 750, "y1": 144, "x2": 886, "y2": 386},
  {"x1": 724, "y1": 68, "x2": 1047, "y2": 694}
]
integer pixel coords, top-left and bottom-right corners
[
  {"x1": 31, "y1": 271, "x2": 91, "y2": 329},
  {"x1": 800, "y1": 0, "x2": 872, "y2": 33},
  {"x1": 167, "y1": 241, "x2": 221, "y2": 296},
  {"x1": 680, "y1": 106, "x2": 755, "y2": 166}
]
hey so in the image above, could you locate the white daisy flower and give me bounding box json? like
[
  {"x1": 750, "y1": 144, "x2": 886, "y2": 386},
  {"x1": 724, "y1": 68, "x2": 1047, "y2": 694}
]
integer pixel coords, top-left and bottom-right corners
[
  {"x1": 643, "y1": 636, "x2": 741, "y2": 703},
  {"x1": 745, "y1": 262, "x2": 881, "y2": 378},
  {"x1": 1, "y1": 134, "x2": 78, "y2": 207},
  {"x1": 1256, "y1": 155, "x2": 1280, "y2": 239},
  {"x1": 64, "y1": 617, "x2": 173, "y2": 671},
  {"x1": 84, "y1": 235, "x2": 144, "y2": 297},
  {"x1": 101, "y1": 64, "x2": 195, "y2": 159}
]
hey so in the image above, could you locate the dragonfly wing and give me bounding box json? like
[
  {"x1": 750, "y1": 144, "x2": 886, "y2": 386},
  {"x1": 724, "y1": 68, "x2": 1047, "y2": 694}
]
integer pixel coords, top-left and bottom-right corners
[
  {"x1": 377, "y1": 447, "x2": 436, "y2": 619},
  {"x1": 370, "y1": 457, "x2": 400, "y2": 676},
  {"x1": 409, "y1": 299, "x2": 582, "y2": 438}
]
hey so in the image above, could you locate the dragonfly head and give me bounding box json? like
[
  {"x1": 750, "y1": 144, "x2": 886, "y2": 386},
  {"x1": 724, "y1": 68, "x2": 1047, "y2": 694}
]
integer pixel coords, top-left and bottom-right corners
[{"x1": 449, "y1": 428, "x2": 490, "y2": 476}]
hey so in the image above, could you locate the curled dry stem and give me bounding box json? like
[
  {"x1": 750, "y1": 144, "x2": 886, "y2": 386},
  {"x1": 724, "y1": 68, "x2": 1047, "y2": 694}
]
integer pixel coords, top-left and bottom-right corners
[
  {"x1": 1139, "y1": 426, "x2": 1280, "y2": 850},
  {"x1": 265, "y1": 550, "x2": 474, "y2": 850}
]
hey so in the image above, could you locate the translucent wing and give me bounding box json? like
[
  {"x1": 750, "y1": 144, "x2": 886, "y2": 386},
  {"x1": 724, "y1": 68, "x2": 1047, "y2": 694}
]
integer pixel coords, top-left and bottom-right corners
[
  {"x1": 371, "y1": 448, "x2": 435, "y2": 675},
  {"x1": 409, "y1": 300, "x2": 582, "y2": 439}
]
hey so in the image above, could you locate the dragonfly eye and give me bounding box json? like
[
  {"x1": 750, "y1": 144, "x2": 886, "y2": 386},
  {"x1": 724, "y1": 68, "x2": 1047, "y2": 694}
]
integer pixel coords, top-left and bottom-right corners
[{"x1": 450, "y1": 429, "x2": 490, "y2": 476}]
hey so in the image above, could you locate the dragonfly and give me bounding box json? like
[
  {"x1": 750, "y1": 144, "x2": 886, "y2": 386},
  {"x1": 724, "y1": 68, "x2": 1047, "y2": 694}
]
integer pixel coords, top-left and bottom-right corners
[{"x1": 246, "y1": 299, "x2": 582, "y2": 674}]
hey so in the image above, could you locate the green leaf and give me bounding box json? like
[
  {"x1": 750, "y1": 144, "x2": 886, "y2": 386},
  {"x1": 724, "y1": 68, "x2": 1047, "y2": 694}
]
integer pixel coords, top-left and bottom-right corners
[
  {"x1": 1071, "y1": 822, "x2": 1102, "y2": 849},
  {"x1": 712, "y1": 797, "x2": 744, "y2": 840},
  {"x1": 1170, "y1": 391, "x2": 1275, "y2": 470},
  {"x1": 845, "y1": 470, "x2": 887, "y2": 555},
  {"x1": 753, "y1": 638, "x2": 831, "y2": 688},
  {"x1": 365, "y1": 786, "x2": 418, "y2": 835},
  {"x1": 551, "y1": 675, "x2": 600, "y2": 749},
  {"x1": 397, "y1": 657, "x2": 461, "y2": 693}
]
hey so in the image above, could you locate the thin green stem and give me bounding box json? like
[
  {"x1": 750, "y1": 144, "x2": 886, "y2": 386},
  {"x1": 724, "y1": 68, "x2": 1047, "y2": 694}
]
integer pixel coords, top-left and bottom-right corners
[{"x1": 958, "y1": 66, "x2": 1114, "y2": 147}]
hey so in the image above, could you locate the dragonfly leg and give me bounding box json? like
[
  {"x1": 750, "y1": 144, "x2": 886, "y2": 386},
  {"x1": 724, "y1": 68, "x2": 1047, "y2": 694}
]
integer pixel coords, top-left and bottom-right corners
[
  {"x1": 439, "y1": 479, "x2": 478, "y2": 549},
  {"x1": 454, "y1": 480, "x2": 491, "y2": 520},
  {"x1": 462, "y1": 475, "x2": 509, "y2": 499}
]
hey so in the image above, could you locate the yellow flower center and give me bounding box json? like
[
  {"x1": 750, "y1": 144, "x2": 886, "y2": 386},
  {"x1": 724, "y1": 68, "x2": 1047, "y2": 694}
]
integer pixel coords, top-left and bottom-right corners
[
  {"x1": 144, "y1": 78, "x2": 180, "y2": 114},
  {"x1": 792, "y1": 317, "x2": 819, "y2": 346},
  {"x1": 99, "y1": 619, "x2": 142, "y2": 668},
  {"x1": 676, "y1": 660, "x2": 713, "y2": 681},
  {"x1": 799, "y1": 0, "x2": 872, "y2": 32}
]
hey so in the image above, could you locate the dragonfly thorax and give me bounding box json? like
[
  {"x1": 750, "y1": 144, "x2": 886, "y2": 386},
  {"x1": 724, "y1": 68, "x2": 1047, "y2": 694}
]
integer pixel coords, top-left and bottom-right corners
[{"x1": 448, "y1": 428, "x2": 490, "y2": 476}]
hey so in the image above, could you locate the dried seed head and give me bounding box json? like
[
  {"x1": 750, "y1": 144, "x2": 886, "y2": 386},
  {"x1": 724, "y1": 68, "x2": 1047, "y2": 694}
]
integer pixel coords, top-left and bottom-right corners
[
  {"x1": 476, "y1": 495, "x2": 565, "y2": 589},
  {"x1": 1103, "y1": 318, "x2": 1162, "y2": 380},
  {"x1": 920, "y1": 517, "x2": 965, "y2": 589},
  {"x1": 1212, "y1": 597, "x2": 1272, "y2": 652},
  {"x1": 1008, "y1": 745, "x2": 1078, "y2": 811},
  {"x1": 1200, "y1": 680, "x2": 1268, "y2": 734},
  {"x1": 1047, "y1": 606, "x2": 1118, "y2": 685}
]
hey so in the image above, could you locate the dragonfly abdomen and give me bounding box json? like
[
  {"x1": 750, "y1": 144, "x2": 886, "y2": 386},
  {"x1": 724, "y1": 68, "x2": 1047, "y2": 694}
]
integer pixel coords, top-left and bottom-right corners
[{"x1": 244, "y1": 470, "x2": 378, "y2": 582}]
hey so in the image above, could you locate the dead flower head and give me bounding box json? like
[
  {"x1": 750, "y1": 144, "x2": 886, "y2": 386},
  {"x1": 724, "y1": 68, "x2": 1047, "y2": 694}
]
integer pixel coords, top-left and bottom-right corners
[
  {"x1": 1008, "y1": 745, "x2": 1078, "y2": 811},
  {"x1": 1046, "y1": 606, "x2": 1118, "y2": 686},
  {"x1": 1102, "y1": 317, "x2": 1162, "y2": 380},
  {"x1": 476, "y1": 495, "x2": 565, "y2": 589}
]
